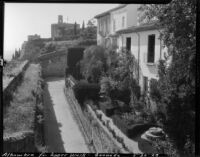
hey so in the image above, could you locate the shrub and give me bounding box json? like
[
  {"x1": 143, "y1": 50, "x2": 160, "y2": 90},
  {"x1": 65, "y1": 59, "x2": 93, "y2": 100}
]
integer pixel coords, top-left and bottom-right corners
[
  {"x1": 78, "y1": 39, "x2": 97, "y2": 46},
  {"x1": 80, "y1": 45, "x2": 107, "y2": 83},
  {"x1": 99, "y1": 76, "x2": 113, "y2": 96},
  {"x1": 73, "y1": 81, "x2": 100, "y2": 107},
  {"x1": 151, "y1": 138, "x2": 179, "y2": 156},
  {"x1": 134, "y1": 101, "x2": 144, "y2": 111},
  {"x1": 149, "y1": 79, "x2": 161, "y2": 102},
  {"x1": 111, "y1": 114, "x2": 131, "y2": 135},
  {"x1": 110, "y1": 88, "x2": 130, "y2": 105}
]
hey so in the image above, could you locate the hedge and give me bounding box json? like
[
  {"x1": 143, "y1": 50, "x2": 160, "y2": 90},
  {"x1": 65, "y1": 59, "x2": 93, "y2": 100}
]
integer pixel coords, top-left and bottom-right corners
[
  {"x1": 111, "y1": 114, "x2": 157, "y2": 139},
  {"x1": 110, "y1": 88, "x2": 130, "y2": 105},
  {"x1": 73, "y1": 81, "x2": 100, "y2": 107}
]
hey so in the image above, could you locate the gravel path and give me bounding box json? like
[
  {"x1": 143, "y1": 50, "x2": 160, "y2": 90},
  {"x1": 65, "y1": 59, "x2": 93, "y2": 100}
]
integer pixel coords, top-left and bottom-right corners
[{"x1": 43, "y1": 78, "x2": 89, "y2": 153}]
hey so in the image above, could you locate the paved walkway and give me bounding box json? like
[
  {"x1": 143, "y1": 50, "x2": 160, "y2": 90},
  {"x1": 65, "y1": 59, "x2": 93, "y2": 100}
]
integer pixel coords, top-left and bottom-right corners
[{"x1": 43, "y1": 77, "x2": 89, "y2": 153}]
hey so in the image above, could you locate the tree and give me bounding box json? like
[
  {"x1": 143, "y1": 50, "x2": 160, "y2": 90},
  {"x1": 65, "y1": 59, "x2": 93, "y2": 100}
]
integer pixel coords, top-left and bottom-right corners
[
  {"x1": 82, "y1": 21, "x2": 85, "y2": 30},
  {"x1": 74, "y1": 21, "x2": 77, "y2": 36},
  {"x1": 139, "y1": 0, "x2": 196, "y2": 155},
  {"x1": 87, "y1": 20, "x2": 94, "y2": 27},
  {"x1": 80, "y1": 45, "x2": 107, "y2": 83}
]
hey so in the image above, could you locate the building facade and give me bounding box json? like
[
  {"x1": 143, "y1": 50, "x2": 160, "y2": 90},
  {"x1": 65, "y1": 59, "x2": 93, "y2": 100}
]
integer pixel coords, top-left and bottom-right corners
[
  {"x1": 95, "y1": 5, "x2": 168, "y2": 94},
  {"x1": 116, "y1": 23, "x2": 167, "y2": 94},
  {"x1": 95, "y1": 4, "x2": 139, "y2": 49},
  {"x1": 51, "y1": 15, "x2": 80, "y2": 40}
]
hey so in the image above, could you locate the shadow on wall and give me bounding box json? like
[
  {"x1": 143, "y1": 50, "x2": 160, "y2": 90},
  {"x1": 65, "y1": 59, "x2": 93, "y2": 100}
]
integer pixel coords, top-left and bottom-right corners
[{"x1": 43, "y1": 82, "x2": 66, "y2": 152}]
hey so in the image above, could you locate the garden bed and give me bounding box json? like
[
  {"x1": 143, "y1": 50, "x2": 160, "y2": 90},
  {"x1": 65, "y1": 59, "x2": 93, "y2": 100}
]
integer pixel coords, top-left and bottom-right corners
[{"x1": 3, "y1": 64, "x2": 46, "y2": 152}]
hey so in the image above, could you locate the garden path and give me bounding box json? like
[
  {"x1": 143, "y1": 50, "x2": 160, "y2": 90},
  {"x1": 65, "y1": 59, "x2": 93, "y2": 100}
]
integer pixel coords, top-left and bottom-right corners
[{"x1": 43, "y1": 77, "x2": 89, "y2": 153}]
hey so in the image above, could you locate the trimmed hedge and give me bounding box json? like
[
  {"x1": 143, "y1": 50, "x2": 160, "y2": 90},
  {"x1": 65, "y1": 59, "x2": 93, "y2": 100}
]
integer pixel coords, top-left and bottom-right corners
[
  {"x1": 73, "y1": 81, "x2": 100, "y2": 107},
  {"x1": 110, "y1": 88, "x2": 130, "y2": 105}
]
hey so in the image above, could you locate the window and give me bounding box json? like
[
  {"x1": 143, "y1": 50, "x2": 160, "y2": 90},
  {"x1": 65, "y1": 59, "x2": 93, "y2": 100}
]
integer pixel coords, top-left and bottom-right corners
[
  {"x1": 113, "y1": 19, "x2": 116, "y2": 31},
  {"x1": 147, "y1": 34, "x2": 155, "y2": 63},
  {"x1": 126, "y1": 37, "x2": 131, "y2": 51},
  {"x1": 122, "y1": 16, "x2": 125, "y2": 28}
]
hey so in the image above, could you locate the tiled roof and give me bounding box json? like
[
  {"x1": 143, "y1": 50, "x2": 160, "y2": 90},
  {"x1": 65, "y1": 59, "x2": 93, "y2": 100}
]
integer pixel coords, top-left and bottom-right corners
[
  {"x1": 94, "y1": 4, "x2": 127, "y2": 18},
  {"x1": 116, "y1": 22, "x2": 162, "y2": 34}
]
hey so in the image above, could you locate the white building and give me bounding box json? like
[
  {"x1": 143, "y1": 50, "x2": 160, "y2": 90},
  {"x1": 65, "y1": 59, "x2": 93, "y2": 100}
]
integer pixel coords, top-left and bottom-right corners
[
  {"x1": 116, "y1": 22, "x2": 167, "y2": 93},
  {"x1": 95, "y1": 5, "x2": 167, "y2": 94}
]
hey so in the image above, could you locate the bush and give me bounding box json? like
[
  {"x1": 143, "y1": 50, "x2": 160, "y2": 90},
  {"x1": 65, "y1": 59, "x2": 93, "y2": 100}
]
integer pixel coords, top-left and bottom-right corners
[
  {"x1": 78, "y1": 39, "x2": 97, "y2": 46},
  {"x1": 110, "y1": 88, "x2": 130, "y2": 105},
  {"x1": 73, "y1": 81, "x2": 100, "y2": 107},
  {"x1": 111, "y1": 114, "x2": 131, "y2": 135},
  {"x1": 134, "y1": 101, "x2": 144, "y2": 111},
  {"x1": 80, "y1": 45, "x2": 107, "y2": 83},
  {"x1": 149, "y1": 79, "x2": 161, "y2": 102}
]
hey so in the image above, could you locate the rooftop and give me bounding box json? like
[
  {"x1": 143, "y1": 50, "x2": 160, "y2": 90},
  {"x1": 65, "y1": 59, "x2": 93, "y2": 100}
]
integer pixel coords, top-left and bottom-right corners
[
  {"x1": 94, "y1": 4, "x2": 127, "y2": 18},
  {"x1": 116, "y1": 21, "x2": 162, "y2": 34}
]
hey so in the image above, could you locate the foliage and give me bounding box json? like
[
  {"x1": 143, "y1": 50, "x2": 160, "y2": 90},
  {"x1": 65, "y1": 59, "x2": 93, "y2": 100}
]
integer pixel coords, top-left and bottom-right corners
[
  {"x1": 77, "y1": 39, "x2": 97, "y2": 46},
  {"x1": 152, "y1": 137, "x2": 179, "y2": 156},
  {"x1": 139, "y1": 0, "x2": 196, "y2": 153},
  {"x1": 110, "y1": 88, "x2": 131, "y2": 106},
  {"x1": 22, "y1": 39, "x2": 45, "y2": 61},
  {"x1": 108, "y1": 48, "x2": 141, "y2": 107},
  {"x1": 99, "y1": 76, "x2": 116, "y2": 96},
  {"x1": 4, "y1": 64, "x2": 42, "y2": 134},
  {"x1": 73, "y1": 81, "x2": 100, "y2": 107},
  {"x1": 80, "y1": 21, "x2": 97, "y2": 40},
  {"x1": 80, "y1": 45, "x2": 107, "y2": 83},
  {"x1": 44, "y1": 43, "x2": 56, "y2": 53},
  {"x1": 149, "y1": 78, "x2": 161, "y2": 102}
]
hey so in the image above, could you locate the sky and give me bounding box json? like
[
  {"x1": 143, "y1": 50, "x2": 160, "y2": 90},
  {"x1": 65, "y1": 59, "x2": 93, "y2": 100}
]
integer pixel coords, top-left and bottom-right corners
[{"x1": 4, "y1": 3, "x2": 119, "y2": 60}]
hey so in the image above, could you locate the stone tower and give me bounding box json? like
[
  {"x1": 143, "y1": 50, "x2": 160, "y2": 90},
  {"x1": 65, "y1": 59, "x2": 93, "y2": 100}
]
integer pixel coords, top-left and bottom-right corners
[{"x1": 58, "y1": 15, "x2": 63, "y2": 24}]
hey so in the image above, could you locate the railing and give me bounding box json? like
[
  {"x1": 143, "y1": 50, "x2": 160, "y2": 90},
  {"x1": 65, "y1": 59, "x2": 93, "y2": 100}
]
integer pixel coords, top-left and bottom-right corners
[{"x1": 64, "y1": 76, "x2": 126, "y2": 153}]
